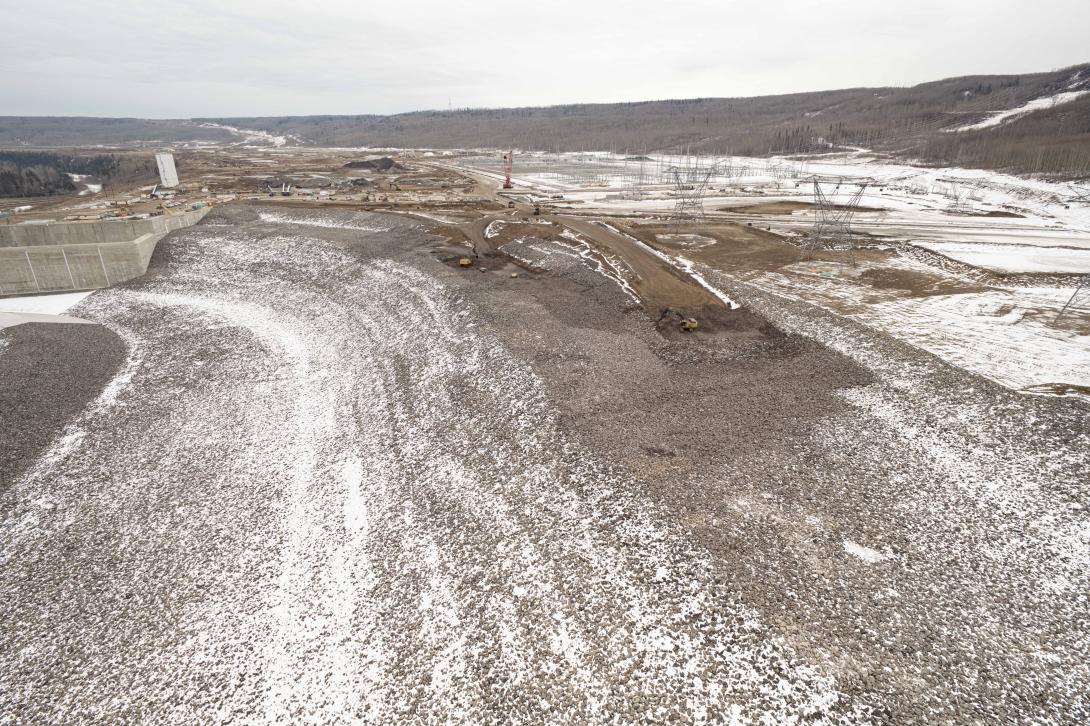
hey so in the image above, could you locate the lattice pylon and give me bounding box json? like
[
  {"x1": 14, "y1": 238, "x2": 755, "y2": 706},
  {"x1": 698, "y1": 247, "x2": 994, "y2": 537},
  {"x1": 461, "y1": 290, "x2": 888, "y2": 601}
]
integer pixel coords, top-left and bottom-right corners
[
  {"x1": 624, "y1": 158, "x2": 648, "y2": 201},
  {"x1": 1056, "y1": 274, "x2": 1090, "y2": 321},
  {"x1": 668, "y1": 164, "x2": 716, "y2": 232},
  {"x1": 801, "y1": 177, "x2": 866, "y2": 266}
]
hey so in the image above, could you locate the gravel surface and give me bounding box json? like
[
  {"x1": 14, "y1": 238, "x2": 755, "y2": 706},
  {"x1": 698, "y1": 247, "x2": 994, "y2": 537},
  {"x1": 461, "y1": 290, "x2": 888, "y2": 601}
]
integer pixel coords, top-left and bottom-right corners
[
  {"x1": 0, "y1": 207, "x2": 871, "y2": 724},
  {"x1": 0, "y1": 321, "x2": 125, "y2": 491},
  {"x1": 444, "y1": 234, "x2": 1090, "y2": 724},
  {"x1": 0, "y1": 205, "x2": 1086, "y2": 725}
]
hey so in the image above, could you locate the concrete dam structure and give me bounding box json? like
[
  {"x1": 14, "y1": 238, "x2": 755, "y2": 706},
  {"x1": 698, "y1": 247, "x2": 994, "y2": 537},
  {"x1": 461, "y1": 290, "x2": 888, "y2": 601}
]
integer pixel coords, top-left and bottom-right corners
[{"x1": 0, "y1": 208, "x2": 208, "y2": 296}]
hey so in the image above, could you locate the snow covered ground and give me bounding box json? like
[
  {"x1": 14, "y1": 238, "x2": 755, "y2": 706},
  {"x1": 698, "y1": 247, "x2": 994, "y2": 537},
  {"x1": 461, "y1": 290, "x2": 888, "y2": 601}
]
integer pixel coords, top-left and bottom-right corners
[
  {"x1": 0, "y1": 291, "x2": 94, "y2": 315},
  {"x1": 65, "y1": 174, "x2": 102, "y2": 196},
  {"x1": 256, "y1": 210, "x2": 387, "y2": 230},
  {"x1": 453, "y1": 150, "x2": 1090, "y2": 248},
  {"x1": 916, "y1": 241, "x2": 1090, "y2": 273},
  {"x1": 859, "y1": 287, "x2": 1088, "y2": 392},
  {"x1": 696, "y1": 255, "x2": 1090, "y2": 393}
]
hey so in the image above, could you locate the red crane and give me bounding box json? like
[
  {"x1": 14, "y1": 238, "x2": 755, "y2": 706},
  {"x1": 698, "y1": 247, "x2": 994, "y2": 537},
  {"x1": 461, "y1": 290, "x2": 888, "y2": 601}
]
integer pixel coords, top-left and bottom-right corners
[{"x1": 502, "y1": 150, "x2": 513, "y2": 189}]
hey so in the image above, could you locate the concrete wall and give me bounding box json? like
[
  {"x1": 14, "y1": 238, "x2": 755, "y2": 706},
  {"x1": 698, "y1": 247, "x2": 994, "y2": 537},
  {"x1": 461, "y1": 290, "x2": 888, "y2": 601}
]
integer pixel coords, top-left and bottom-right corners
[
  {"x1": 0, "y1": 208, "x2": 208, "y2": 296},
  {"x1": 0, "y1": 210, "x2": 206, "y2": 248}
]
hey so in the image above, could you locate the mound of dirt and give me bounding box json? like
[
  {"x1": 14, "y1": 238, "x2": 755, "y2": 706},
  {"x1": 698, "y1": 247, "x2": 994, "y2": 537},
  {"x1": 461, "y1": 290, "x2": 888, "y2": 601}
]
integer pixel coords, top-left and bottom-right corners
[
  {"x1": 723, "y1": 201, "x2": 885, "y2": 215},
  {"x1": 343, "y1": 157, "x2": 404, "y2": 172},
  {"x1": 943, "y1": 209, "x2": 1025, "y2": 218}
]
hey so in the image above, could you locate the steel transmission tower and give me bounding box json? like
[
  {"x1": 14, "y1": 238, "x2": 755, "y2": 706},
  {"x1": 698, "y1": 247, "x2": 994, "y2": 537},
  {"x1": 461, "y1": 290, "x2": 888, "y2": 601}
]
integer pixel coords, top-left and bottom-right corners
[
  {"x1": 801, "y1": 176, "x2": 868, "y2": 265},
  {"x1": 624, "y1": 158, "x2": 648, "y2": 201},
  {"x1": 1056, "y1": 275, "x2": 1090, "y2": 321},
  {"x1": 668, "y1": 162, "x2": 717, "y2": 231}
]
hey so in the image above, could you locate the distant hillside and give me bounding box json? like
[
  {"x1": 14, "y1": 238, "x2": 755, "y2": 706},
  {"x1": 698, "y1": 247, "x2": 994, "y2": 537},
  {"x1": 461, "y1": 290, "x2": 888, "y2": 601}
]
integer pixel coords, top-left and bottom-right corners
[
  {"x1": 3, "y1": 63, "x2": 1089, "y2": 178},
  {"x1": 205, "y1": 64, "x2": 1090, "y2": 178},
  {"x1": 0, "y1": 118, "x2": 233, "y2": 148},
  {"x1": 0, "y1": 150, "x2": 158, "y2": 197}
]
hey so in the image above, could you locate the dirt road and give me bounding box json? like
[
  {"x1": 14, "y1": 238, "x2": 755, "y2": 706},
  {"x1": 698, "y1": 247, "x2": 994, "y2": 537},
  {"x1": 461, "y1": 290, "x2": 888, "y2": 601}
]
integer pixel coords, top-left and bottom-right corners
[{"x1": 549, "y1": 217, "x2": 720, "y2": 312}]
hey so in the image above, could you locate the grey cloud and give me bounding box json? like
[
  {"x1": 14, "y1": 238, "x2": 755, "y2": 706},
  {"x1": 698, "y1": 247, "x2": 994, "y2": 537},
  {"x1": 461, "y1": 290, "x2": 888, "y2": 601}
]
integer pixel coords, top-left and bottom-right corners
[{"x1": 3, "y1": 0, "x2": 1088, "y2": 116}]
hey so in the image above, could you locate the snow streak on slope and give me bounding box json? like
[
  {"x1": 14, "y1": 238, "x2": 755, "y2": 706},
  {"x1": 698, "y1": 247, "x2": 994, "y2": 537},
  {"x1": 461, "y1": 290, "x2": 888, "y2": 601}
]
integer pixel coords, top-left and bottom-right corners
[
  {"x1": 198, "y1": 122, "x2": 306, "y2": 147},
  {"x1": 949, "y1": 90, "x2": 1090, "y2": 132},
  {"x1": 0, "y1": 218, "x2": 870, "y2": 724},
  {"x1": 257, "y1": 210, "x2": 388, "y2": 230}
]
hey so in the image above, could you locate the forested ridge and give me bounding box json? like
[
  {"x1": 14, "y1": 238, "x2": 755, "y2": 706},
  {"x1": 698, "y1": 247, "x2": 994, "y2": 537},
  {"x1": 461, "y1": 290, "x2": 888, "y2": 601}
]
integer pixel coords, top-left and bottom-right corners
[
  {"x1": 3, "y1": 63, "x2": 1089, "y2": 179},
  {"x1": 0, "y1": 151, "x2": 157, "y2": 197}
]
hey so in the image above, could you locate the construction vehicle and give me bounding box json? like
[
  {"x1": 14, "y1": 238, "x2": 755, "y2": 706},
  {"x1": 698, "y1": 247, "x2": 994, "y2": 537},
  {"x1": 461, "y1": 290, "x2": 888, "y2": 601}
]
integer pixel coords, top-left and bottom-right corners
[
  {"x1": 658, "y1": 308, "x2": 699, "y2": 333},
  {"x1": 458, "y1": 257, "x2": 473, "y2": 267}
]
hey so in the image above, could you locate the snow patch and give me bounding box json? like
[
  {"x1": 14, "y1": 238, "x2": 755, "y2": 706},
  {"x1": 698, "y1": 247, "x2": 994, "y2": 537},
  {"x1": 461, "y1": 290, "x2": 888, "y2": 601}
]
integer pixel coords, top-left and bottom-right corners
[
  {"x1": 199, "y1": 122, "x2": 306, "y2": 147},
  {"x1": 674, "y1": 256, "x2": 741, "y2": 309},
  {"x1": 949, "y1": 89, "x2": 1090, "y2": 132},
  {"x1": 258, "y1": 211, "x2": 387, "y2": 231},
  {"x1": 0, "y1": 291, "x2": 94, "y2": 315},
  {"x1": 843, "y1": 541, "x2": 893, "y2": 564},
  {"x1": 914, "y1": 241, "x2": 1090, "y2": 274}
]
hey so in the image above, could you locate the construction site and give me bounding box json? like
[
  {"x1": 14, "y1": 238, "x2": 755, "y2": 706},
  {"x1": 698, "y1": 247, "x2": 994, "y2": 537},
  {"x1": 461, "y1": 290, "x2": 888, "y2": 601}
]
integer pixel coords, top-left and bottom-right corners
[{"x1": 2, "y1": 138, "x2": 1089, "y2": 726}]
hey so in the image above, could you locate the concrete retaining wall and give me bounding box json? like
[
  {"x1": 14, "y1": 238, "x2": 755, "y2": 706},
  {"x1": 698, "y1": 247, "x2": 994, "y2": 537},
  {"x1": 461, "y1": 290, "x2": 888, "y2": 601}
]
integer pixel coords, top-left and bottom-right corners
[
  {"x1": 0, "y1": 209, "x2": 207, "y2": 248},
  {"x1": 0, "y1": 208, "x2": 208, "y2": 296}
]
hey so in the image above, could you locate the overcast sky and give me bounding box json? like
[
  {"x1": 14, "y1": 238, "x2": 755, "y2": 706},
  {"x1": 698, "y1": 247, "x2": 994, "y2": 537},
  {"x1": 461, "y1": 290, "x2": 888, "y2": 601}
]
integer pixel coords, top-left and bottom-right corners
[{"x1": 4, "y1": 0, "x2": 1089, "y2": 118}]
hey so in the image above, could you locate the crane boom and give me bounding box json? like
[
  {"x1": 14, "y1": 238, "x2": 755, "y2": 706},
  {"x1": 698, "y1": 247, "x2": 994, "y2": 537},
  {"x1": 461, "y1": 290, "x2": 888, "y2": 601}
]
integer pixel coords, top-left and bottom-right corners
[{"x1": 502, "y1": 151, "x2": 513, "y2": 189}]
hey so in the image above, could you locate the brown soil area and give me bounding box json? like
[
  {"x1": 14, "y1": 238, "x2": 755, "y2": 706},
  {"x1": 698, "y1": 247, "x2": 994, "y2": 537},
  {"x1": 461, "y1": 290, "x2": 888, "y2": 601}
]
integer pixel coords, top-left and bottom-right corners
[
  {"x1": 1021, "y1": 382, "x2": 1090, "y2": 397},
  {"x1": 857, "y1": 267, "x2": 991, "y2": 297},
  {"x1": 553, "y1": 218, "x2": 747, "y2": 325},
  {"x1": 721, "y1": 201, "x2": 885, "y2": 215},
  {"x1": 943, "y1": 209, "x2": 1025, "y2": 218},
  {"x1": 629, "y1": 222, "x2": 801, "y2": 272},
  {"x1": 629, "y1": 222, "x2": 990, "y2": 301},
  {"x1": 430, "y1": 212, "x2": 779, "y2": 339}
]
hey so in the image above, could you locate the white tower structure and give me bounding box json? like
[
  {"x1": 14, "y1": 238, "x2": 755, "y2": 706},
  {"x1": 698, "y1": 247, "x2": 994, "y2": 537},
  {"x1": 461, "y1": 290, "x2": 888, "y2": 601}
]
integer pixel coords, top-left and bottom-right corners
[{"x1": 155, "y1": 152, "x2": 179, "y2": 188}]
